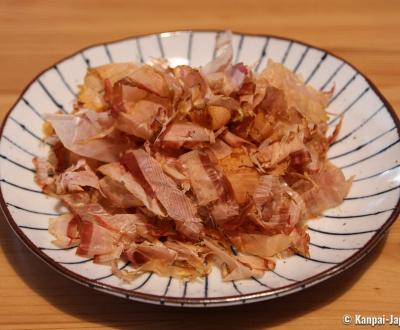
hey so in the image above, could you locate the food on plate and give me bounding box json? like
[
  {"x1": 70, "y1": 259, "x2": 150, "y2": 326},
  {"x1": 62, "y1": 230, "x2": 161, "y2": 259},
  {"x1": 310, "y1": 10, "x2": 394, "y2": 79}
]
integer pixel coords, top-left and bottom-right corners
[{"x1": 33, "y1": 31, "x2": 352, "y2": 282}]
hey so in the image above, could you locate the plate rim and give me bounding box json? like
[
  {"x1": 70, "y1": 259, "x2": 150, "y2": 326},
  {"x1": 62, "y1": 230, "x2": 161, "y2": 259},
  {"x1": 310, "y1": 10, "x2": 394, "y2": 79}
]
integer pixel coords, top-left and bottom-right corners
[{"x1": 0, "y1": 29, "x2": 399, "y2": 307}]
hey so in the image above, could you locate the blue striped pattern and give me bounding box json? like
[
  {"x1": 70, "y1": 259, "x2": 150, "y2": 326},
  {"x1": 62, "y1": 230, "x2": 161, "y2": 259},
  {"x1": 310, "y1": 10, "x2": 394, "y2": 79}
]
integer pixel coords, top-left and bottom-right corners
[{"x1": 0, "y1": 31, "x2": 398, "y2": 307}]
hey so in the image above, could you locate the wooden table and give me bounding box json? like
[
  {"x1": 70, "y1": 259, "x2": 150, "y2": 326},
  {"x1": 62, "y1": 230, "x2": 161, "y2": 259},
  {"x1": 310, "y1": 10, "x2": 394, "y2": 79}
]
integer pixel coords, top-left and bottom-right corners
[{"x1": 0, "y1": 0, "x2": 399, "y2": 329}]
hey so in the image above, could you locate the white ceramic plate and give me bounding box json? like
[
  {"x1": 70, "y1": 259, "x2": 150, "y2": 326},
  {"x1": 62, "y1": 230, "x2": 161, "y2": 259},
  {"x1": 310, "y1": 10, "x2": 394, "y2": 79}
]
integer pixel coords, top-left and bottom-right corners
[{"x1": 1, "y1": 30, "x2": 399, "y2": 307}]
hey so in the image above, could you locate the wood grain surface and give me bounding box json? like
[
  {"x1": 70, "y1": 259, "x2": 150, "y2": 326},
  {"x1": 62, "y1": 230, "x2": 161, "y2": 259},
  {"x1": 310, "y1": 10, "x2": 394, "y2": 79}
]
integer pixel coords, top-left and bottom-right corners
[{"x1": 0, "y1": 0, "x2": 399, "y2": 329}]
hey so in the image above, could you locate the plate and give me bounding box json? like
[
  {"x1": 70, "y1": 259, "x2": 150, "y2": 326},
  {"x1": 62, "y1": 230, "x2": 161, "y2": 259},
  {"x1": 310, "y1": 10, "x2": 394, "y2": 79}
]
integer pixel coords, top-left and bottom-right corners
[{"x1": 0, "y1": 30, "x2": 399, "y2": 307}]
